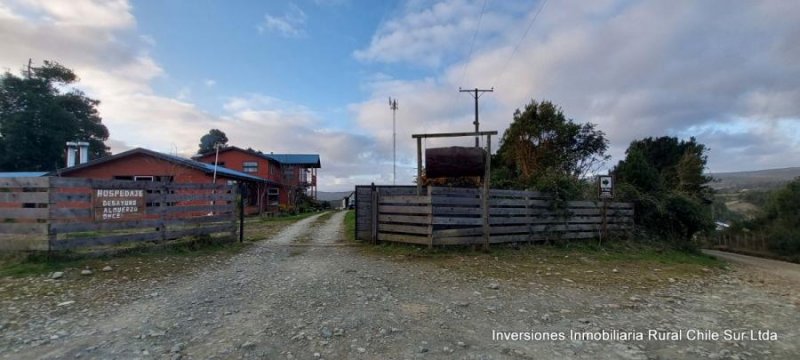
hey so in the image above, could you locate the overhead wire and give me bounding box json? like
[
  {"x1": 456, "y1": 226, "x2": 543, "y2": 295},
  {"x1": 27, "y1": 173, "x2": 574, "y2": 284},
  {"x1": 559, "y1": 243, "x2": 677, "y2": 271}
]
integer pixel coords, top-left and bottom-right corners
[
  {"x1": 491, "y1": 0, "x2": 549, "y2": 86},
  {"x1": 457, "y1": 0, "x2": 490, "y2": 88},
  {"x1": 453, "y1": 0, "x2": 490, "y2": 148}
]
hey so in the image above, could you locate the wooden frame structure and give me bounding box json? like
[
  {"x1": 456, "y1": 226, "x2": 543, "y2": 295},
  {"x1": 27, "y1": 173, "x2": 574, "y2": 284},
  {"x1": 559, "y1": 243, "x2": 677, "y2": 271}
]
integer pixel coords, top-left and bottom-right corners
[{"x1": 412, "y1": 130, "x2": 498, "y2": 250}]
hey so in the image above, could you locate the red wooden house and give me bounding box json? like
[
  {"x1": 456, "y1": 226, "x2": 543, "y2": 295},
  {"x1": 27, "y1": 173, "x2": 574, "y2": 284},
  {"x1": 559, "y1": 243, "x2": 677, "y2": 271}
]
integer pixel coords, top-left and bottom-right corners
[
  {"x1": 54, "y1": 148, "x2": 277, "y2": 214},
  {"x1": 194, "y1": 146, "x2": 321, "y2": 211}
]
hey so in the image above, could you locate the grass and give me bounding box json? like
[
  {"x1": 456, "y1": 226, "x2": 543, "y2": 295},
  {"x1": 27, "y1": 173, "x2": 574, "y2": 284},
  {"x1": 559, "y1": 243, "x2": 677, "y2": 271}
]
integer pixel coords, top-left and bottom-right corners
[
  {"x1": 358, "y1": 239, "x2": 726, "y2": 289},
  {"x1": 0, "y1": 211, "x2": 328, "y2": 278},
  {"x1": 0, "y1": 235, "x2": 247, "y2": 278},
  {"x1": 344, "y1": 210, "x2": 355, "y2": 242}
]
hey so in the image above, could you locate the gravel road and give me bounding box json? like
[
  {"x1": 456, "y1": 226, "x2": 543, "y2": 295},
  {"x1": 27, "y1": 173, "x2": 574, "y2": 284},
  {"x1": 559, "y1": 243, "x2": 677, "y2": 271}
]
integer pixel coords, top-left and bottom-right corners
[
  {"x1": 2, "y1": 212, "x2": 798, "y2": 359},
  {"x1": 702, "y1": 250, "x2": 800, "y2": 283}
]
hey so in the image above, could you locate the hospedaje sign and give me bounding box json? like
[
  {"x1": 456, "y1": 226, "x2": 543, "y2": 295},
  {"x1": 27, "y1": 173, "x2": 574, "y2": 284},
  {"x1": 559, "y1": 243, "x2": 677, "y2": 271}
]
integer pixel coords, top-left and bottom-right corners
[{"x1": 92, "y1": 189, "x2": 145, "y2": 221}]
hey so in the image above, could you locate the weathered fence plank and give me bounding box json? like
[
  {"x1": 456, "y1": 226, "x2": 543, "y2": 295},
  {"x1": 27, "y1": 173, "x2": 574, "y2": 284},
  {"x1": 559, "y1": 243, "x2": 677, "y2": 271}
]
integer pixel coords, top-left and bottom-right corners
[
  {"x1": 377, "y1": 232, "x2": 430, "y2": 245},
  {"x1": 379, "y1": 214, "x2": 430, "y2": 224},
  {"x1": 378, "y1": 205, "x2": 432, "y2": 214},
  {"x1": 0, "y1": 208, "x2": 49, "y2": 219},
  {"x1": 379, "y1": 196, "x2": 431, "y2": 204},
  {"x1": 0, "y1": 192, "x2": 49, "y2": 203},
  {"x1": 0, "y1": 177, "x2": 50, "y2": 188},
  {"x1": 0, "y1": 223, "x2": 48, "y2": 235},
  {"x1": 379, "y1": 224, "x2": 431, "y2": 235}
]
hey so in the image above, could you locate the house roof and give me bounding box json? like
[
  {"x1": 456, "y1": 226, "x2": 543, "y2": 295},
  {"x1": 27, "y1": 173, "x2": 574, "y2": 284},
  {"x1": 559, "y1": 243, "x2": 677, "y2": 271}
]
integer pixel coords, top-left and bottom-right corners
[
  {"x1": 264, "y1": 154, "x2": 321, "y2": 168},
  {"x1": 0, "y1": 172, "x2": 49, "y2": 178},
  {"x1": 54, "y1": 148, "x2": 277, "y2": 185},
  {"x1": 195, "y1": 146, "x2": 321, "y2": 168},
  {"x1": 194, "y1": 146, "x2": 278, "y2": 163}
]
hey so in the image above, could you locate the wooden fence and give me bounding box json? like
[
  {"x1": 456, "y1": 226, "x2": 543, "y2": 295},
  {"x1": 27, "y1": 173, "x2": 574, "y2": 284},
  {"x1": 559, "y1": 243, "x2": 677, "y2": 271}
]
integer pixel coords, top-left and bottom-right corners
[
  {"x1": 355, "y1": 186, "x2": 633, "y2": 246},
  {"x1": 700, "y1": 233, "x2": 770, "y2": 254},
  {"x1": 0, "y1": 177, "x2": 238, "y2": 251}
]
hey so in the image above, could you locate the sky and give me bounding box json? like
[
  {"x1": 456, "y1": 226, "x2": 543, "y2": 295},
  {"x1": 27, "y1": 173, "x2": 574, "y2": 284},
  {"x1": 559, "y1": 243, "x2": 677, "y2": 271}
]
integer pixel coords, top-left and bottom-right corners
[{"x1": 1, "y1": 0, "x2": 798, "y2": 191}]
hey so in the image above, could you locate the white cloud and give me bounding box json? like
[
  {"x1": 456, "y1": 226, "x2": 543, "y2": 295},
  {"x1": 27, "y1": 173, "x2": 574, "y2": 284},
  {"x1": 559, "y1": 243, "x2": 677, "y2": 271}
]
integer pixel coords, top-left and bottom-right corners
[
  {"x1": 351, "y1": 0, "x2": 800, "y2": 174},
  {"x1": 354, "y1": 0, "x2": 513, "y2": 67},
  {"x1": 10, "y1": 0, "x2": 135, "y2": 28},
  {"x1": 257, "y1": 3, "x2": 307, "y2": 38},
  {"x1": 3, "y1": 0, "x2": 799, "y2": 191},
  {"x1": 204, "y1": 79, "x2": 216, "y2": 87}
]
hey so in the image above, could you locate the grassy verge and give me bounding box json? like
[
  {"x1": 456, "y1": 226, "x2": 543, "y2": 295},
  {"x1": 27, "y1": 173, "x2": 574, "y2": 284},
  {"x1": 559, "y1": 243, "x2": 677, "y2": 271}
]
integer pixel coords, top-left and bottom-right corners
[
  {"x1": 359, "y1": 239, "x2": 725, "y2": 288},
  {"x1": 0, "y1": 211, "x2": 327, "y2": 278},
  {"x1": 0, "y1": 236, "x2": 247, "y2": 278},
  {"x1": 344, "y1": 210, "x2": 355, "y2": 242}
]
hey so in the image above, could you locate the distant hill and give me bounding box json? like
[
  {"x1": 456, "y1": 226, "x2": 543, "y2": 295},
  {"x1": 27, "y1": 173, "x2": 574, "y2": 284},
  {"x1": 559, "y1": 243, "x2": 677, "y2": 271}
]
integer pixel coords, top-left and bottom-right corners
[
  {"x1": 316, "y1": 191, "x2": 353, "y2": 202},
  {"x1": 709, "y1": 167, "x2": 800, "y2": 191}
]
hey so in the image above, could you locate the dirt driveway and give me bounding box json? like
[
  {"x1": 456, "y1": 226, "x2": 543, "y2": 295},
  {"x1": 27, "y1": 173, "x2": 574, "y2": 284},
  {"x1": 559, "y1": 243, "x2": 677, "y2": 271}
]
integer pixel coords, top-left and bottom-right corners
[{"x1": 2, "y1": 212, "x2": 798, "y2": 359}]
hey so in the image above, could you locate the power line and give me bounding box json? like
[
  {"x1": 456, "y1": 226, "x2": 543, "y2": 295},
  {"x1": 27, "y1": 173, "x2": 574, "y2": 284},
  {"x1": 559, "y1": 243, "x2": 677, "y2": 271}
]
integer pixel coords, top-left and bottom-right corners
[
  {"x1": 457, "y1": 0, "x2": 490, "y2": 87},
  {"x1": 492, "y1": 0, "x2": 549, "y2": 86}
]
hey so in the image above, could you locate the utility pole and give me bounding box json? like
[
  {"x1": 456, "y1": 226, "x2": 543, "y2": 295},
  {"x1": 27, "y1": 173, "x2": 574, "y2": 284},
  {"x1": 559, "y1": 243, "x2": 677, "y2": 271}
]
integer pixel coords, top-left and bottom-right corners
[
  {"x1": 389, "y1": 97, "x2": 398, "y2": 185},
  {"x1": 459, "y1": 87, "x2": 493, "y2": 146}
]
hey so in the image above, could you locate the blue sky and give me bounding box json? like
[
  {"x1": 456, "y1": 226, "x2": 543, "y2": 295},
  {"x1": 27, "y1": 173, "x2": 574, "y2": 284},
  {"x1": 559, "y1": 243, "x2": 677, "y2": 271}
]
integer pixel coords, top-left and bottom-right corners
[
  {"x1": 135, "y1": 1, "x2": 393, "y2": 120},
  {"x1": 1, "y1": 0, "x2": 799, "y2": 191}
]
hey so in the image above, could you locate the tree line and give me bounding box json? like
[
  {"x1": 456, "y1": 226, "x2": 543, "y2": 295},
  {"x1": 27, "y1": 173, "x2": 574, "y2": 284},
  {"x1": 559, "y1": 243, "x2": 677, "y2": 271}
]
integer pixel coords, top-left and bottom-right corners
[{"x1": 486, "y1": 99, "x2": 715, "y2": 248}]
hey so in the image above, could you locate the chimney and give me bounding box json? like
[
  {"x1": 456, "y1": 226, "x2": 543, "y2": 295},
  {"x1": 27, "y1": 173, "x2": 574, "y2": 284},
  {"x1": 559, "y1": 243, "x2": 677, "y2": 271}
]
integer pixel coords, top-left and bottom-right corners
[
  {"x1": 65, "y1": 142, "x2": 78, "y2": 167},
  {"x1": 76, "y1": 142, "x2": 90, "y2": 164}
]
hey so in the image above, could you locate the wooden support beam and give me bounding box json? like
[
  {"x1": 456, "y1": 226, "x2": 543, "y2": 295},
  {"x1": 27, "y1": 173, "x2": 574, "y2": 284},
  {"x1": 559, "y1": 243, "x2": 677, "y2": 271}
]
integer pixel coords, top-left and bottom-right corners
[{"x1": 482, "y1": 134, "x2": 491, "y2": 251}]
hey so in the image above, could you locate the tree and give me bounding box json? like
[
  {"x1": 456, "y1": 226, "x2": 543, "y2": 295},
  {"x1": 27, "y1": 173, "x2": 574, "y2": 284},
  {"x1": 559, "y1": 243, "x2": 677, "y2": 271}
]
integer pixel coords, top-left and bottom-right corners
[
  {"x1": 494, "y1": 99, "x2": 609, "y2": 198},
  {"x1": 614, "y1": 136, "x2": 714, "y2": 243},
  {"x1": 616, "y1": 136, "x2": 711, "y2": 200},
  {"x1": 759, "y1": 178, "x2": 800, "y2": 256},
  {"x1": 0, "y1": 60, "x2": 110, "y2": 171},
  {"x1": 198, "y1": 129, "x2": 228, "y2": 154}
]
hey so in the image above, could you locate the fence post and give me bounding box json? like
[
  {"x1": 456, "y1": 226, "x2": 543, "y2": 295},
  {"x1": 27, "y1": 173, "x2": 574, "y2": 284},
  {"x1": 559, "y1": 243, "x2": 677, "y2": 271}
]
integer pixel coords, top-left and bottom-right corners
[
  {"x1": 525, "y1": 192, "x2": 532, "y2": 245},
  {"x1": 160, "y1": 182, "x2": 167, "y2": 242},
  {"x1": 239, "y1": 183, "x2": 245, "y2": 243},
  {"x1": 482, "y1": 134, "x2": 492, "y2": 252},
  {"x1": 416, "y1": 138, "x2": 423, "y2": 196},
  {"x1": 428, "y1": 186, "x2": 434, "y2": 248},
  {"x1": 370, "y1": 183, "x2": 378, "y2": 244},
  {"x1": 46, "y1": 177, "x2": 55, "y2": 253}
]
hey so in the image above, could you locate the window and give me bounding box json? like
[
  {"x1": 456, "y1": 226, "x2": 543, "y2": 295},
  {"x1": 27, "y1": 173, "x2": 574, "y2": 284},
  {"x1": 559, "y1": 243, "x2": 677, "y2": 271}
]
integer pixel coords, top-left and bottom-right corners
[
  {"x1": 283, "y1": 167, "x2": 294, "y2": 180},
  {"x1": 243, "y1": 161, "x2": 258, "y2": 173},
  {"x1": 209, "y1": 161, "x2": 225, "y2": 167}
]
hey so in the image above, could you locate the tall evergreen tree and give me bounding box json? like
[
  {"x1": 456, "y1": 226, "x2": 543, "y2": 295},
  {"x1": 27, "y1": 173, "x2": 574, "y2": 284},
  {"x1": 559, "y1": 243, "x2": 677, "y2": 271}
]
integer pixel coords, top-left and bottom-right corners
[{"x1": 0, "y1": 60, "x2": 110, "y2": 171}]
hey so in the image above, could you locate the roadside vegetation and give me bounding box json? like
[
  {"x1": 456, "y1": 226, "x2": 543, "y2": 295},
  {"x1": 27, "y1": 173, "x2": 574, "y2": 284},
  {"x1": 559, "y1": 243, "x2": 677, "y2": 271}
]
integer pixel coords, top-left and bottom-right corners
[
  {"x1": 0, "y1": 211, "x2": 328, "y2": 278},
  {"x1": 359, "y1": 239, "x2": 724, "y2": 288},
  {"x1": 488, "y1": 99, "x2": 714, "y2": 250},
  {"x1": 344, "y1": 210, "x2": 356, "y2": 241},
  {"x1": 726, "y1": 178, "x2": 800, "y2": 261}
]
